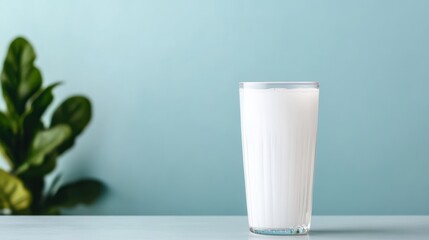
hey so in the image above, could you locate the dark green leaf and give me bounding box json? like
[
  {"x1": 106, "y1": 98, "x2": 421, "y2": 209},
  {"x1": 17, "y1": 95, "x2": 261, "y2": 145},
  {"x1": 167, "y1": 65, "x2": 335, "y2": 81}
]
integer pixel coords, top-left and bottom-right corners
[
  {"x1": 47, "y1": 179, "x2": 104, "y2": 208},
  {"x1": 55, "y1": 138, "x2": 75, "y2": 156},
  {"x1": 51, "y1": 96, "x2": 92, "y2": 137},
  {"x1": 28, "y1": 82, "x2": 61, "y2": 121},
  {"x1": 16, "y1": 125, "x2": 71, "y2": 174},
  {"x1": 28, "y1": 125, "x2": 71, "y2": 164},
  {"x1": 51, "y1": 96, "x2": 91, "y2": 154},
  {"x1": 18, "y1": 154, "x2": 57, "y2": 178},
  {"x1": 0, "y1": 168, "x2": 31, "y2": 212},
  {"x1": 22, "y1": 82, "x2": 62, "y2": 156},
  {"x1": 0, "y1": 111, "x2": 14, "y2": 139},
  {"x1": 1, "y1": 37, "x2": 42, "y2": 116},
  {"x1": 0, "y1": 112, "x2": 14, "y2": 166}
]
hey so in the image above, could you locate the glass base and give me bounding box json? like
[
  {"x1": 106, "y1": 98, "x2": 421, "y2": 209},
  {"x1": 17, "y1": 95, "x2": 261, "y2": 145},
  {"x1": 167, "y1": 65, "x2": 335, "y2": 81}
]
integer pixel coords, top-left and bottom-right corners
[{"x1": 250, "y1": 225, "x2": 309, "y2": 235}]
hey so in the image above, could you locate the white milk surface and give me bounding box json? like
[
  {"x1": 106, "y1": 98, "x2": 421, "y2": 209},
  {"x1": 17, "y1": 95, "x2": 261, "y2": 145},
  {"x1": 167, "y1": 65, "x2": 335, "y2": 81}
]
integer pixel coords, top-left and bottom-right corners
[{"x1": 240, "y1": 87, "x2": 319, "y2": 229}]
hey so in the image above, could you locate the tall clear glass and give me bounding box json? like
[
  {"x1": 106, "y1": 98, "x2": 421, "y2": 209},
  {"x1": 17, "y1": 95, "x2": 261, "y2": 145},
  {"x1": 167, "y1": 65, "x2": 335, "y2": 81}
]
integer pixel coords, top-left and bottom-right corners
[{"x1": 239, "y1": 82, "x2": 319, "y2": 235}]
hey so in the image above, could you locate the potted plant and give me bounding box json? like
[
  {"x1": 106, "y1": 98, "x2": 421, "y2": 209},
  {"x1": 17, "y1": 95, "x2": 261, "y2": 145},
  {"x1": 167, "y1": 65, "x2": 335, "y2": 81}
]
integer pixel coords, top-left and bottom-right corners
[{"x1": 0, "y1": 37, "x2": 105, "y2": 215}]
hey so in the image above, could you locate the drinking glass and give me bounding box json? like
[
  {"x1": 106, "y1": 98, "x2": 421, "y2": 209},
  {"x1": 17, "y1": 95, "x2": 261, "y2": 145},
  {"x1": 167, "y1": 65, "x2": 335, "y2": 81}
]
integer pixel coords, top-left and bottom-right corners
[{"x1": 239, "y1": 82, "x2": 319, "y2": 235}]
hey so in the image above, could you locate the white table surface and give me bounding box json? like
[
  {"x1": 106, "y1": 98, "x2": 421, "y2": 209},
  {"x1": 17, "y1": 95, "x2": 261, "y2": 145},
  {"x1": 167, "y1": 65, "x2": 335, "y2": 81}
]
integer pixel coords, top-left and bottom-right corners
[{"x1": 0, "y1": 216, "x2": 428, "y2": 240}]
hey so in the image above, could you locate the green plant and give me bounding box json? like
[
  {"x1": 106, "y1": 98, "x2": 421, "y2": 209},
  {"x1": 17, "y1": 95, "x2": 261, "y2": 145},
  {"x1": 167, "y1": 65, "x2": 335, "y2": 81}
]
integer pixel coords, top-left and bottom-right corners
[{"x1": 0, "y1": 37, "x2": 104, "y2": 215}]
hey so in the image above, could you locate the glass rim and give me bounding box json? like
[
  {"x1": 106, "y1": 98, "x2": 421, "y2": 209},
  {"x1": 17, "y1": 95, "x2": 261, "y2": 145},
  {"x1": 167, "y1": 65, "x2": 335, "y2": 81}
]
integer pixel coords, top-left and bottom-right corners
[{"x1": 239, "y1": 82, "x2": 319, "y2": 89}]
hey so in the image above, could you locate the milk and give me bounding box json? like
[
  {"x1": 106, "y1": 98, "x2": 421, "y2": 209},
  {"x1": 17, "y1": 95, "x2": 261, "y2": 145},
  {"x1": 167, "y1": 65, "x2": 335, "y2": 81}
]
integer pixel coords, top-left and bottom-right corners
[{"x1": 239, "y1": 84, "x2": 319, "y2": 234}]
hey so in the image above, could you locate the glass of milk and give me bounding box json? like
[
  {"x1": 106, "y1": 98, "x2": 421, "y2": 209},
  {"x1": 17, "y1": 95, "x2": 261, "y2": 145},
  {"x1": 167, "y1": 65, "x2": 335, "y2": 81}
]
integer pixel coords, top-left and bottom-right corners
[{"x1": 239, "y1": 82, "x2": 319, "y2": 235}]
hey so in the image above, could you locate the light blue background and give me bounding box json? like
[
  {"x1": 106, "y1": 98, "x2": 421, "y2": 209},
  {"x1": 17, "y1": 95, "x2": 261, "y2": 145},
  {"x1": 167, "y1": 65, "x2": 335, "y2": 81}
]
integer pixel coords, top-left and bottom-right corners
[{"x1": 0, "y1": 0, "x2": 428, "y2": 215}]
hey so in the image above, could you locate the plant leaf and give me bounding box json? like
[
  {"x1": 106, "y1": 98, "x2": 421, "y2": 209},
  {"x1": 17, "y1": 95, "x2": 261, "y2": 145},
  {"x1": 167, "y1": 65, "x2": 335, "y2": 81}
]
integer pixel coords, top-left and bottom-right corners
[
  {"x1": 19, "y1": 154, "x2": 57, "y2": 178},
  {"x1": 15, "y1": 125, "x2": 71, "y2": 174},
  {"x1": 0, "y1": 112, "x2": 14, "y2": 166},
  {"x1": 47, "y1": 179, "x2": 104, "y2": 209},
  {"x1": 27, "y1": 82, "x2": 61, "y2": 121},
  {"x1": 1, "y1": 37, "x2": 42, "y2": 116},
  {"x1": 21, "y1": 82, "x2": 62, "y2": 156},
  {"x1": 29, "y1": 125, "x2": 71, "y2": 165},
  {"x1": 0, "y1": 168, "x2": 31, "y2": 212},
  {"x1": 51, "y1": 96, "x2": 91, "y2": 154},
  {"x1": 0, "y1": 111, "x2": 14, "y2": 140},
  {"x1": 51, "y1": 96, "x2": 92, "y2": 136}
]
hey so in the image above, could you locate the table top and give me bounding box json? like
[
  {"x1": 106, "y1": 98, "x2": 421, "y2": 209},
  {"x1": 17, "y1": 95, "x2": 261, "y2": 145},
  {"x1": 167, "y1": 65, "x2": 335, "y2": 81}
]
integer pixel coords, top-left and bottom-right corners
[{"x1": 0, "y1": 216, "x2": 428, "y2": 240}]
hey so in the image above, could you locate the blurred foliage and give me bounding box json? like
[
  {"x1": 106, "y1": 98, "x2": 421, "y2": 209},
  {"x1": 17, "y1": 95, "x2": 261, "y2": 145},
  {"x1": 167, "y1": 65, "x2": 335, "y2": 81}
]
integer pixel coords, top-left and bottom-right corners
[{"x1": 0, "y1": 37, "x2": 105, "y2": 215}]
